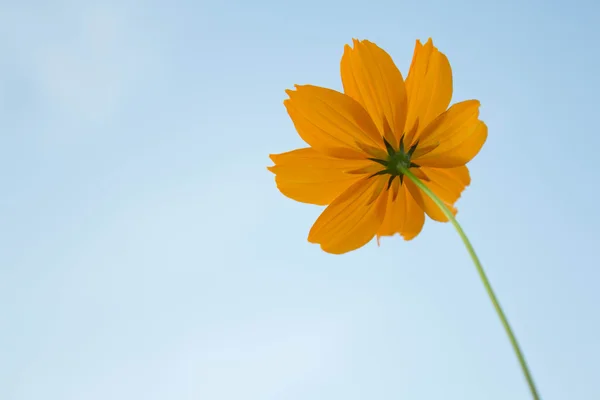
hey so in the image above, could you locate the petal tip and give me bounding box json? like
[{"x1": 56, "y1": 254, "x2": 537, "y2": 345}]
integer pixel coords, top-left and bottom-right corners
[
  {"x1": 401, "y1": 233, "x2": 417, "y2": 241},
  {"x1": 267, "y1": 155, "x2": 278, "y2": 169},
  {"x1": 286, "y1": 85, "x2": 303, "y2": 95}
]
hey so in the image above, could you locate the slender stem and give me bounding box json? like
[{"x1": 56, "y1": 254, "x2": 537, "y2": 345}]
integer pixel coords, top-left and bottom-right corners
[{"x1": 400, "y1": 167, "x2": 541, "y2": 400}]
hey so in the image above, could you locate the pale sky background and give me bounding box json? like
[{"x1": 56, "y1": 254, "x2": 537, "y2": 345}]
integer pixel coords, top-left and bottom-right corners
[{"x1": 1, "y1": 0, "x2": 599, "y2": 399}]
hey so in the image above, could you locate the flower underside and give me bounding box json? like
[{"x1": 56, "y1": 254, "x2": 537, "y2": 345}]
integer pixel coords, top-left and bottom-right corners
[
  {"x1": 268, "y1": 38, "x2": 488, "y2": 255},
  {"x1": 369, "y1": 134, "x2": 420, "y2": 190}
]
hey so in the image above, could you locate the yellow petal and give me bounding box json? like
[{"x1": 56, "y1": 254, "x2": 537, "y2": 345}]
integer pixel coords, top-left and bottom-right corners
[
  {"x1": 404, "y1": 38, "x2": 453, "y2": 146},
  {"x1": 284, "y1": 85, "x2": 385, "y2": 158},
  {"x1": 405, "y1": 166, "x2": 470, "y2": 222},
  {"x1": 340, "y1": 39, "x2": 408, "y2": 146},
  {"x1": 416, "y1": 121, "x2": 488, "y2": 168},
  {"x1": 377, "y1": 179, "x2": 425, "y2": 241},
  {"x1": 414, "y1": 100, "x2": 479, "y2": 151},
  {"x1": 308, "y1": 176, "x2": 388, "y2": 254},
  {"x1": 268, "y1": 148, "x2": 373, "y2": 205}
]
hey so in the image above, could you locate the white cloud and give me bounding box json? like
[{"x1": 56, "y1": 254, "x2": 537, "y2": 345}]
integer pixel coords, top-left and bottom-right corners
[{"x1": 1, "y1": 1, "x2": 160, "y2": 124}]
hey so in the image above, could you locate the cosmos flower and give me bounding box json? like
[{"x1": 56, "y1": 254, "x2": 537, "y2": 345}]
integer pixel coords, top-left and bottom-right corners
[{"x1": 269, "y1": 39, "x2": 487, "y2": 254}]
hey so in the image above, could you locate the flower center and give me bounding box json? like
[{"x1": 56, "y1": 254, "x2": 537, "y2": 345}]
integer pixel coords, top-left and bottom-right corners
[
  {"x1": 368, "y1": 135, "x2": 420, "y2": 188},
  {"x1": 387, "y1": 148, "x2": 412, "y2": 176}
]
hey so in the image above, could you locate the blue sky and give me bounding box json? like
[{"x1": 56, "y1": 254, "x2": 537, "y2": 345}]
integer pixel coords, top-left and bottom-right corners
[{"x1": 1, "y1": 0, "x2": 599, "y2": 399}]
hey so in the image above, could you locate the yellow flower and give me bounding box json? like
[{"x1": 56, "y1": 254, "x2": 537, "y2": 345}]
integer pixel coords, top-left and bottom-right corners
[{"x1": 268, "y1": 39, "x2": 487, "y2": 254}]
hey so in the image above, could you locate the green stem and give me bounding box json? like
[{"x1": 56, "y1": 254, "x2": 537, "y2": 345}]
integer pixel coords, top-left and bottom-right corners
[{"x1": 400, "y1": 167, "x2": 541, "y2": 400}]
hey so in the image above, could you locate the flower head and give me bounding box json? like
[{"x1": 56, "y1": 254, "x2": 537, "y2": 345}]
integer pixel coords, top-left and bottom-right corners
[{"x1": 268, "y1": 39, "x2": 487, "y2": 254}]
